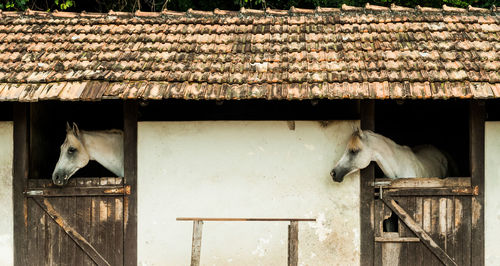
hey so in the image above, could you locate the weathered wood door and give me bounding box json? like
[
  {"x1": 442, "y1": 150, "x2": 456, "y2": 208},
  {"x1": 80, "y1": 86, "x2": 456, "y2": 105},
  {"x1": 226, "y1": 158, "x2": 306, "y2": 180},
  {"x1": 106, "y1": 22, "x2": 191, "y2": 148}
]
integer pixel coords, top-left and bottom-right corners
[
  {"x1": 23, "y1": 177, "x2": 129, "y2": 266},
  {"x1": 373, "y1": 178, "x2": 478, "y2": 266}
]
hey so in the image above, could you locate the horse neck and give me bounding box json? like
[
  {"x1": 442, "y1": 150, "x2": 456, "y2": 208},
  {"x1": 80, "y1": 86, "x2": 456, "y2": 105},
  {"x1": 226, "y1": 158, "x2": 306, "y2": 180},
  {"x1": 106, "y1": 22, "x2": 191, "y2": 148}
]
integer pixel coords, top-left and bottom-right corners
[
  {"x1": 365, "y1": 131, "x2": 413, "y2": 179},
  {"x1": 80, "y1": 130, "x2": 124, "y2": 177}
]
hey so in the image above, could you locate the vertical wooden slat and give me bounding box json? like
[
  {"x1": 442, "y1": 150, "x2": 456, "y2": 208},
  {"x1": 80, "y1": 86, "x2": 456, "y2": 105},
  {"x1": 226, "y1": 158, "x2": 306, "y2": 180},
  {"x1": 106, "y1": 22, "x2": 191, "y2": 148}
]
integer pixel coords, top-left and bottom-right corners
[
  {"x1": 470, "y1": 100, "x2": 485, "y2": 265},
  {"x1": 430, "y1": 197, "x2": 440, "y2": 266},
  {"x1": 406, "y1": 196, "x2": 416, "y2": 266},
  {"x1": 115, "y1": 197, "x2": 124, "y2": 266},
  {"x1": 191, "y1": 220, "x2": 203, "y2": 266},
  {"x1": 415, "y1": 197, "x2": 424, "y2": 266},
  {"x1": 445, "y1": 197, "x2": 454, "y2": 262},
  {"x1": 61, "y1": 197, "x2": 69, "y2": 266},
  {"x1": 84, "y1": 181, "x2": 94, "y2": 266},
  {"x1": 288, "y1": 221, "x2": 299, "y2": 266},
  {"x1": 124, "y1": 101, "x2": 138, "y2": 266},
  {"x1": 13, "y1": 103, "x2": 29, "y2": 266},
  {"x1": 72, "y1": 193, "x2": 81, "y2": 266},
  {"x1": 460, "y1": 197, "x2": 472, "y2": 266},
  {"x1": 27, "y1": 198, "x2": 38, "y2": 266},
  {"x1": 76, "y1": 179, "x2": 85, "y2": 266},
  {"x1": 374, "y1": 199, "x2": 383, "y2": 266},
  {"x1": 397, "y1": 197, "x2": 408, "y2": 265},
  {"x1": 360, "y1": 100, "x2": 375, "y2": 266}
]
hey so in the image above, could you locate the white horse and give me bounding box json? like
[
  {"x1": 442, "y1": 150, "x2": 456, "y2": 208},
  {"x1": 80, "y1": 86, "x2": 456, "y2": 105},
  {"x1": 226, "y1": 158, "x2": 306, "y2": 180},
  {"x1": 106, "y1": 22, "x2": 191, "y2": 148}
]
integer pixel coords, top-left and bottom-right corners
[
  {"x1": 330, "y1": 128, "x2": 455, "y2": 182},
  {"x1": 52, "y1": 122, "x2": 124, "y2": 186}
]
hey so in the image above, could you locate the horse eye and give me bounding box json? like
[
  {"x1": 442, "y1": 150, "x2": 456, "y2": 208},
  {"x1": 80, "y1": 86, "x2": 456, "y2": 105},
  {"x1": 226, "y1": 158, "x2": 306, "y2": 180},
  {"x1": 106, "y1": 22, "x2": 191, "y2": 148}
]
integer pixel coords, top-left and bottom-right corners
[{"x1": 68, "y1": 147, "x2": 77, "y2": 154}]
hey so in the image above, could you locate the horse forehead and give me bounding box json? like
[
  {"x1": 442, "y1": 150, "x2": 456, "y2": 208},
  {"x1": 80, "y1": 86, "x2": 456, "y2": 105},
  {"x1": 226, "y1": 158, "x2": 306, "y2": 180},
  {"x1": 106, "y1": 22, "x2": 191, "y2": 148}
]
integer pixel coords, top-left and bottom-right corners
[
  {"x1": 347, "y1": 135, "x2": 363, "y2": 150},
  {"x1": 64, "y1": 134, "x2": 83, "y2": 148}
]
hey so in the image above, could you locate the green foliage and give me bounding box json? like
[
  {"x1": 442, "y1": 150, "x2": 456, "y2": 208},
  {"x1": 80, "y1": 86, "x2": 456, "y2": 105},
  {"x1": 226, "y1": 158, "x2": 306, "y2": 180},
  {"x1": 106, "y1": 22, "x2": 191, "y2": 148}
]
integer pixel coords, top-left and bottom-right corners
[
  {"x1": 54, "y1": 0, "x2": 74, "y2": 10},
  {"x1": 0, "y1": 0, "x2": 28, "y2": 10}
]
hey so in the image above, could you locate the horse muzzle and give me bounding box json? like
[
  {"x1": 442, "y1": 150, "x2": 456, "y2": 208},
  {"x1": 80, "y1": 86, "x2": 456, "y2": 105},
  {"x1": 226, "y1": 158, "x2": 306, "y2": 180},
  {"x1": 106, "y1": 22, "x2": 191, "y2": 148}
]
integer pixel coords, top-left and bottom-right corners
[
  {"x1": 330, "y1": 168, "x2": 345, "y2": 183},
  {"x1": 52, "y1": 173, "x2": 68, "y2": 186}
]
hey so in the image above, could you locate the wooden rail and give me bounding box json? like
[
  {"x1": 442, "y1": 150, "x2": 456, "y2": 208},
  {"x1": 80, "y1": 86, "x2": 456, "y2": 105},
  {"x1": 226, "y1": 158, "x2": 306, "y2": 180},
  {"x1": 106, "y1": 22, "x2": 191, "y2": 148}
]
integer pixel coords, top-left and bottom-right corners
[{"x1": 177, "y1": 217, "x2": 316, "y2": 266}]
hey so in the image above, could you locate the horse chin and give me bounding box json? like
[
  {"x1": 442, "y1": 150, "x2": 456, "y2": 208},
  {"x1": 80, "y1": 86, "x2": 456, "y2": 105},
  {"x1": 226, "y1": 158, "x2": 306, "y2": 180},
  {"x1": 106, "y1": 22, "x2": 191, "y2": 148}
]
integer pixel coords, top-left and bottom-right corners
[{"x1": 332, "y1": 177, "x2": 344, "y2": 183}]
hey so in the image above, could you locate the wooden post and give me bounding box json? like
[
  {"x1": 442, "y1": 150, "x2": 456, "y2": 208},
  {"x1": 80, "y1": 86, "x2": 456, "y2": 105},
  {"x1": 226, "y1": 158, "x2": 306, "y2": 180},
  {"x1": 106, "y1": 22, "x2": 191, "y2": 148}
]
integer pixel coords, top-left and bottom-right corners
[
  {"x1": 470, "y1": 100, "x2": 485, "y2": 265},
  {"x1": 288, "y1": 221, "x2": 299, "y2": 266},
  {"x1": 360, "y1": 100, "x2": 375, "y2": 265},
  {"x1": 123, "y1": 101, "x2": 138, "y2": 266},
  {"x1": 13, "y1": 103, "x2": 29, "y2": 266},
  {"x1": 191, "y1": 220, "x2": 203, "y2": 266}
]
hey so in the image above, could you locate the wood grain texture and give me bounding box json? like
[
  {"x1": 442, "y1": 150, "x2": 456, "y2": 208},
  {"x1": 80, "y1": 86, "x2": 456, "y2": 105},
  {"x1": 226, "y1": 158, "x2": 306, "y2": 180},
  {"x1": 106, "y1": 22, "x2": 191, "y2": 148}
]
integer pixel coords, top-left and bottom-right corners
[
  {"x1": 13, "y1": 103, "x2": 29, "y2": 266},
  {"x1": 382, "y1": 197, "x2": 458, "y2": 266},
  {"x1": 470, "y1": 100, "x2": 485, "y2": 266},
  {"x1": 288, "y1": 221, "x2": 299, "y2": 266},
  {"x1": 375, "y1": 178, "x2": 471, "y2": 188},
  {"x1": 177, "y1": 218, "x2": 316, "y2": 222},
  {"x1": 33, "y1": 197, "x2": 111, "y2": 266},
  {"x1": 123, "y1": 101, "x2": 138, "y2": 266},
  {"x1": 360, "y1": 100, "x2": 375, "y2": 266},
  {"x1": 190, "y1": 221, "x2": 203, "y2": 266}
]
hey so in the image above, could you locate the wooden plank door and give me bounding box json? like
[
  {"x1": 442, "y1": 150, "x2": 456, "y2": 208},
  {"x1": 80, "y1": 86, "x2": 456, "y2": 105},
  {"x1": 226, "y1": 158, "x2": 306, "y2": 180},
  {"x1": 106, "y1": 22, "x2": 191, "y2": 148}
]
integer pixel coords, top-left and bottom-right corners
[
  {"x1": 24, "y1": 177, "x2": 129, "y2": 266},
  {"x1": 373, "y1": 178, "x2": 477, "y2": 266}
]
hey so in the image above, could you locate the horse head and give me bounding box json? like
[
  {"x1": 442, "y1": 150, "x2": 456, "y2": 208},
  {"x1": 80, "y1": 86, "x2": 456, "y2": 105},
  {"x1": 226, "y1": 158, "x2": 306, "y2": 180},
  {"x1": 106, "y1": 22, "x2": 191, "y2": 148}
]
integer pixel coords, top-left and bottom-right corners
[
  {"x1": 330, "y1": 128, "x2": 372, "y2": 183},
  {"x1": 52, "y1": 122, "x2": 90, "y2": 186}
]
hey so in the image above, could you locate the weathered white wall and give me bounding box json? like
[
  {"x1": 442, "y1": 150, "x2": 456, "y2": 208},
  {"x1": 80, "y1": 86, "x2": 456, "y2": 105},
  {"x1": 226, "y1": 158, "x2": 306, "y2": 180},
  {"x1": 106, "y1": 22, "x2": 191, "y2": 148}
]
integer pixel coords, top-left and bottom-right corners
[
  {"x1": 485, "y1": 122, "x2": 500, "y2": 266},
  {"x1": 0, "y1": 122, "x2": 13, "y2": 266},
  {"x1": 138, "y1": 121, "x2": 360, "y2": 266}
]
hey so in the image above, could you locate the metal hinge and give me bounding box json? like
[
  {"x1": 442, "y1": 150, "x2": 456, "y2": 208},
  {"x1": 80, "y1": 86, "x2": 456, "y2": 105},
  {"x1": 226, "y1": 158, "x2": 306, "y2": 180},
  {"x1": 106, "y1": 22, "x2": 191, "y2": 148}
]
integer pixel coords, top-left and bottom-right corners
[{"x1": 24, "y1": 190, "x2": 43, "y2": 196}]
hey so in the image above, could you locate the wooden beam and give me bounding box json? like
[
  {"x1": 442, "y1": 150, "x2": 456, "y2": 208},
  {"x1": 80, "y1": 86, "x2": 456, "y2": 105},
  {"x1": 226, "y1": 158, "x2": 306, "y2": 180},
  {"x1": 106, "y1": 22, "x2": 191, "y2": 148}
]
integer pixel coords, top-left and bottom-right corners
[
  {"x1": 470, "y1": 100, "x2": 485, "y2": 265},
  {"x1": 32, "y1": 197, "x2": 110, "y2": 266},
  {"x1": 123, "y1": 101, "x2": 138, "y2": 266},
  {"x1": 373, "y1": 177, "x2": 471, "y2": 188},
  {"x1": 360, "y1": 100, "x2": 375, "y2": 266},
  {"x1": 381, "y1": 197, "x2": 457, "y2": 266},
  {"x1": 381, "y1": 186, "x2": 478, "y2": 197},
  {"x1": 177, "y1": 217, "x2": 316, "y2": 222},
  {"x1": 288, "y1": 221, "x2": 299, "y2": 266},
  {"x1": 24, "y1": 185, "x2": 131, "y2": 197},
  {"x1": 190, "y1": 221, "x2": 203, "y2": 266},
  {"x1": 374, "y1": 237, "x2": 420, "y2": 243},
  {"x1": 13, "y1": 103, "x2": 28, "y2": 266}
]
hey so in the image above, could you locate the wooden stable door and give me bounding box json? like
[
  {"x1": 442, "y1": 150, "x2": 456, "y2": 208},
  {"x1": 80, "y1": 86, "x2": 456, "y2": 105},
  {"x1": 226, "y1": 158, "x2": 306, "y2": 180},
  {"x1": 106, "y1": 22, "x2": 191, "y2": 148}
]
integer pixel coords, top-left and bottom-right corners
[
  {"x1": 373, "y1": 178, "x2": 478, "y2": 266},
  {"x1": 13, "y1": 102, "x2": 138, "y2": 266},
  {"x1": 23, "y1": 178, "x2": 129, "y2": 266}
]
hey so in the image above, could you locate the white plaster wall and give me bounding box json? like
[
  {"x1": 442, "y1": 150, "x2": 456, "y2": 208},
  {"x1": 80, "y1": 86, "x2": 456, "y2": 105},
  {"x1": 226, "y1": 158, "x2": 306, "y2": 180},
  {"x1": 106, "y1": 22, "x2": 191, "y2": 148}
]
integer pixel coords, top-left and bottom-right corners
[
  {"x1": 485, "y1": 122, "x2": 500, "y2": 266},
  {"x1": 0, "y1": 122, "x2": 13, "y2": 266},
  {"x1": 138, "y1": 121, "x2": 360, "y2": 266}
]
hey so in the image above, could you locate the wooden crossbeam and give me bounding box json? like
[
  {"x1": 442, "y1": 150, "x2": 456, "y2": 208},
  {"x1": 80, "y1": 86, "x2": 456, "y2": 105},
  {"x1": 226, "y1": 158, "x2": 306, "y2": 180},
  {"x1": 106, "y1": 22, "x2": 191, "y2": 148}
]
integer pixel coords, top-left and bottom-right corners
[
  {"x1": 177, "y1": 217, "x2": 315, "y2": 222},
  {"x1": 24, "y1": 185, "x2": 130, "y2": 197},
  {"x1": 380, "y1": 186, "x2": 478, "y2": 197}
]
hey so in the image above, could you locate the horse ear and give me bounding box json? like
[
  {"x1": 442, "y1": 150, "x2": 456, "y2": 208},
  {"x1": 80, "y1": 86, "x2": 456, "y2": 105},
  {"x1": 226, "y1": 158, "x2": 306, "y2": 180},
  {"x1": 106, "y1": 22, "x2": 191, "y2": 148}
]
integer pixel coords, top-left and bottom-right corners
[
  {"x1": 72, "y1": 122, "x2": 80, "y2": 137},
  {"x1": 352, "y1": 125, "x2": 365, "y2": 139},
  {"x1": 358, "y1": 127, "x2": 365, "y2": 138},
  {"x1": 66, "y1": 122, "x2": 72, "y2": 133}
]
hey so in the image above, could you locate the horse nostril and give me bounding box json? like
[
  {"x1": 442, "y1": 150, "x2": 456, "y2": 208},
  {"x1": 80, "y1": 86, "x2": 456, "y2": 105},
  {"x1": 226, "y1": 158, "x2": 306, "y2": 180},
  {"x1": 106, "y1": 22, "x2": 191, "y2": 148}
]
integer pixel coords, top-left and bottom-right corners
[{"x1": 331, "y1": 170, "x2": 336, "y2": 177}]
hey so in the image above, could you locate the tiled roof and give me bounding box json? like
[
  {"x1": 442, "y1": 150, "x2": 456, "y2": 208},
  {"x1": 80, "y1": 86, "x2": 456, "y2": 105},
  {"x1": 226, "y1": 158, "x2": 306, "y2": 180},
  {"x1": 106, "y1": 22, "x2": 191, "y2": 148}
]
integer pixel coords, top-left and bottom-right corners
[{"x1": 0, "y1": 4, "x2": 499, "y2": 101}]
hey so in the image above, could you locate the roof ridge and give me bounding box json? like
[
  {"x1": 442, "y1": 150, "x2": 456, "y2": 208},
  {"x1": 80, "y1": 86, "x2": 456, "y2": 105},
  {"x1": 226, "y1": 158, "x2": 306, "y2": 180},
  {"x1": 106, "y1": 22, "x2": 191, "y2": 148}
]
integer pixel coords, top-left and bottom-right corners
[{"x1": 0, "y1": 4, "x2": 497, "y2": 19}]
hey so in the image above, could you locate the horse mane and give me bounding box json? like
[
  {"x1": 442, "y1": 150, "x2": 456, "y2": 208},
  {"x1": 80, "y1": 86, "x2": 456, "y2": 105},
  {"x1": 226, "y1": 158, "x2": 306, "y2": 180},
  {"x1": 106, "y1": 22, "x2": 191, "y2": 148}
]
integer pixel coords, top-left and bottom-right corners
[
  {"x1": 81, "y1": 129, "x2": 123, "y2": 135},
  {"x1": 103, "y1": 129, "x2": 123, "y2": 134}
]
